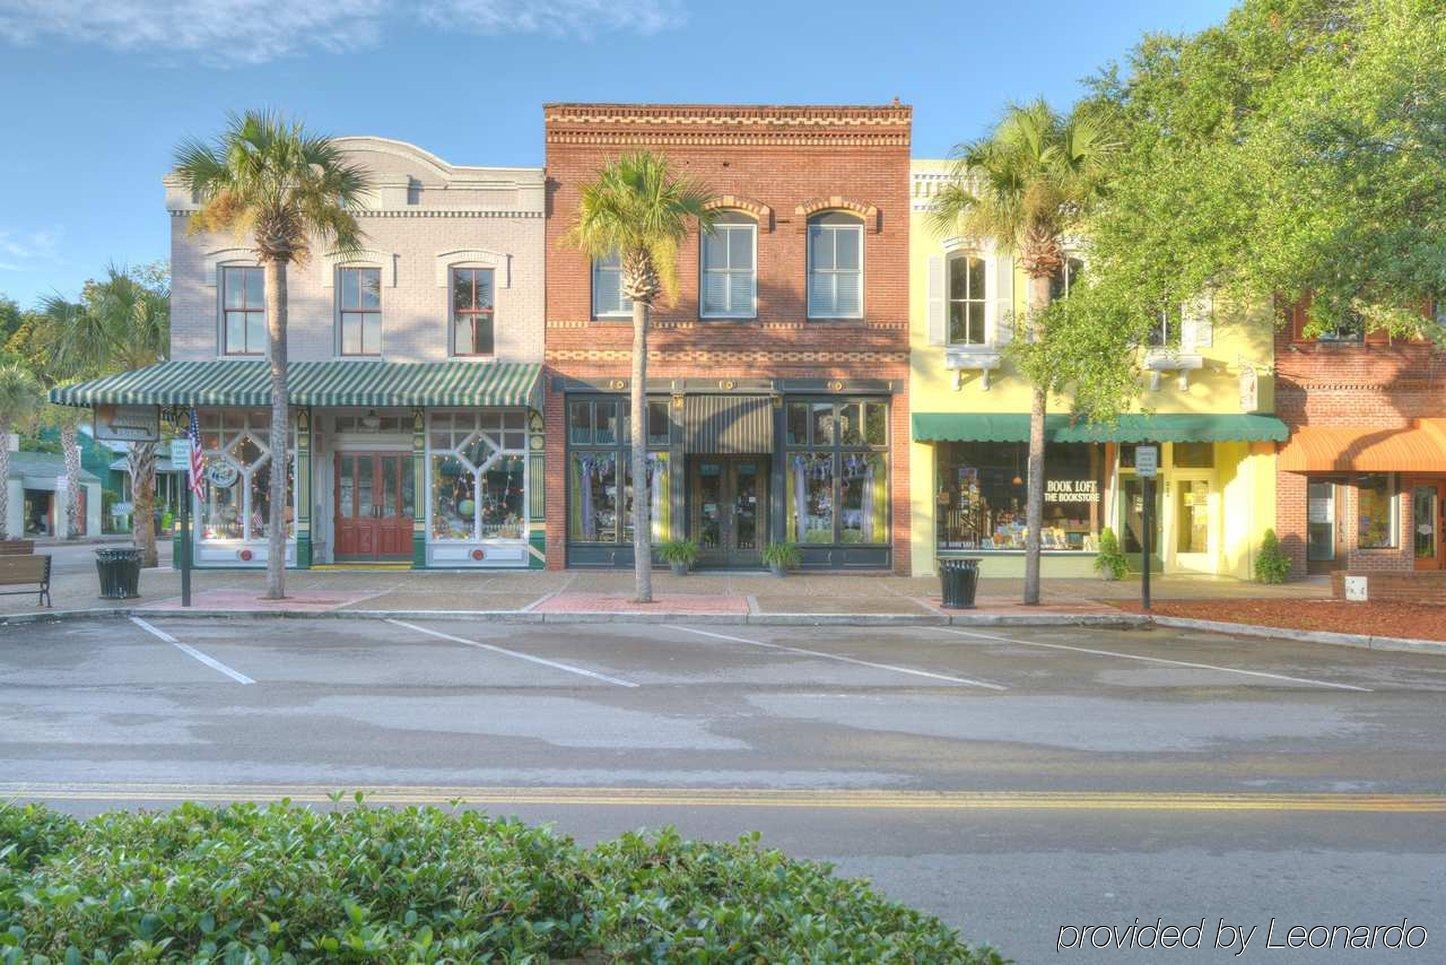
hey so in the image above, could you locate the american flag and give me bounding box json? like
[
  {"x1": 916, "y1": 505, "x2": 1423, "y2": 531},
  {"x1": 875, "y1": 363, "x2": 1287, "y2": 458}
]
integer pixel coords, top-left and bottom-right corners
[{"x1": 186, "y1": 409, "x2": 206, "y2": 498}]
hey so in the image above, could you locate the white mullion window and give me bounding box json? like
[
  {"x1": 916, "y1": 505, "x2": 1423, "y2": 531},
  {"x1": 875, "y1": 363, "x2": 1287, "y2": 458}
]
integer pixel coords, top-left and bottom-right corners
[
  {"x1": 807, "y1": 213, "x2": 864, "y2": 319},
  {"x1": 592, "y1": 252, "x2": 632, "y2": 318},
  {"x1": 700, "y1": 212, "x2": 757, "y2": 318},
  {"x1": 947, "y1": 254, "x2": 987, "y2": 345}
]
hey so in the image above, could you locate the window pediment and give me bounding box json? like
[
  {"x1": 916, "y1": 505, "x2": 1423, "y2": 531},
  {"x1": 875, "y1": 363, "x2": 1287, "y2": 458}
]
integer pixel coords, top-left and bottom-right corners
[
  {"x1": 322, "y1": 248, "x2": 397, "y2": 287},
  {"x1": 436, "y1": 248, "x2": 511, "y2": 289},
  {"x1": 703, "y1": 195, "x2": 773, "y2": 231},
  {"x1": 202, "y1": 247, "x2": 256, "y2": 285},
  {"x1": 794, "y1": 197, "x2": 880, "y2": 232}
]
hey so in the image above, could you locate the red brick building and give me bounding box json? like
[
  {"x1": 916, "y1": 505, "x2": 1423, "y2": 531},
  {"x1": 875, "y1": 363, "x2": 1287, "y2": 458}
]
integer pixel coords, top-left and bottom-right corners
[
  {"x1": 542, "y1": 103, "x2": 913, "y2": 571},
  {"x1": 1274, "y1": 301, "x2": 1446, "y2": 583}
]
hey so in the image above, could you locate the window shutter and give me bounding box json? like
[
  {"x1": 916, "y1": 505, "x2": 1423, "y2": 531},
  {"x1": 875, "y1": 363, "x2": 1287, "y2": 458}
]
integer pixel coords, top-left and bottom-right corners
[
  {"x1": 993, "y1": 253, "x2": 1014, "y2": 345},
  {"x1": 927, "y1": 255, "x2": 946, "y2": 345}
]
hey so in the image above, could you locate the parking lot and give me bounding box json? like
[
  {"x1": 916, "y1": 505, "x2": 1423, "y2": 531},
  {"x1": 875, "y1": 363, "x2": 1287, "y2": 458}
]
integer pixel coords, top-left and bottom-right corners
[{"x1": 3, "y1": 616, "x2": 1444, "y2": 961}]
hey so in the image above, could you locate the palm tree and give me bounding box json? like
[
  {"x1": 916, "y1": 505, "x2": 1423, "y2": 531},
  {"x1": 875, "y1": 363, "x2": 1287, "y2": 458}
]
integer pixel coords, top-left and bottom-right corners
[
  {"x1": 38, "y1": 267, "x2": 170, "y2": 559},
  {"x1": 563, "y1": 152, "x2": 713, "y2": 603},
  {"x1": 174, "y1": 111, "x2": 370, "y2": 599},
  {"x1": 929, "y1": 100, "x2": 1115, "y2": 605},
  {"x1": 0, "y1": 365, "x2": 43, "y2": 539}
]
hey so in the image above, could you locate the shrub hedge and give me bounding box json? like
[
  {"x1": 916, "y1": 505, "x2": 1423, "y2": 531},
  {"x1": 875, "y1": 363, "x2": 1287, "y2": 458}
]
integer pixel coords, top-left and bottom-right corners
[{"x1": 0, "y1": 800, "x2": 1006, "y2": 962}]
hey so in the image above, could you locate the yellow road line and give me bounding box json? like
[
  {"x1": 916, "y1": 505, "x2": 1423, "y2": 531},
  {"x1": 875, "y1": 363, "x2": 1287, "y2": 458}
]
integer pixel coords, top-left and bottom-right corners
[{"x1": 2, "y1": 784, "x2": 1443, "y2": 812}]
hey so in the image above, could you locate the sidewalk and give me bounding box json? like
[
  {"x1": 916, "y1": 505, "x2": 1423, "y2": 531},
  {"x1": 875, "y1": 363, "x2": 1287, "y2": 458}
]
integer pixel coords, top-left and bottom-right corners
[{"x1": 1, "y1": 563, "x2": 1332, "y2": 619}]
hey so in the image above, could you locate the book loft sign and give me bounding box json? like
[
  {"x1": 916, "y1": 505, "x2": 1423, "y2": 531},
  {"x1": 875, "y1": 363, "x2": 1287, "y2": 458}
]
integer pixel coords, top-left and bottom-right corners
[{"x1": 93, "y1": 404, "x2": 159, "y2": 443}]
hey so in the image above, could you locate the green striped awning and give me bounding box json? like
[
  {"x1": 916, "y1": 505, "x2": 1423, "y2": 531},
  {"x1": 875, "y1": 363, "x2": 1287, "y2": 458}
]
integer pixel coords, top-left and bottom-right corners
[
  {"x1": 50, "y1": 360, "x2": 543, "y2": 409},
  {"x1": 913, "y1": 412, "x2": 1288, "y2": 444}
]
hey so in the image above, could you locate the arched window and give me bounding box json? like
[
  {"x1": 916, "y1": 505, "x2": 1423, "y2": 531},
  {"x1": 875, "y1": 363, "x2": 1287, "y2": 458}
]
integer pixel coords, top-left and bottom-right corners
[
  {"x1": 948, "y1": 254, "x2": 987, "y2": 345},
  {"x1": 700, "y1": 211, "x2": 757, "y2": 318},
  {"x1": 806, "y1": 212, "x2": 863, "y2": 319}
]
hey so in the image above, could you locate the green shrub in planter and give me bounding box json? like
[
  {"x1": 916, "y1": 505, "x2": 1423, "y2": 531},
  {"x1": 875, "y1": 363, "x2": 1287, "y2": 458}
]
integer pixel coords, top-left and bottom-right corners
[
  {"x1": 0, "y1": 800, "x2": 1005, "y2": 962},
  {"x1": 658, "y1": 537, "x2": 700, "y2": 574},
  {"x1": 1254, "y1": 528, "x2": 1292, "y2": 584},
  {"x1": 1093, "y1": 527, "x2": 1129, "y2": 580},
  {"x1": 762, "y1": 541, "x2": 802, "y2": 575}
]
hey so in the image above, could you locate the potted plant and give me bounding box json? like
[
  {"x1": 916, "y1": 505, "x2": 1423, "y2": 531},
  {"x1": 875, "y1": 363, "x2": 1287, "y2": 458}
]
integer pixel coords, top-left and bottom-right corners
[
  {"x1": 658, "y1": 537, "x2": 699, "y2": 576},
  {"x1": 1093, "y1": 527, "x2": 1128, "y2": 581},
  {"x1": 761, "y1": 541, "x2": 801, "y2": 577}
]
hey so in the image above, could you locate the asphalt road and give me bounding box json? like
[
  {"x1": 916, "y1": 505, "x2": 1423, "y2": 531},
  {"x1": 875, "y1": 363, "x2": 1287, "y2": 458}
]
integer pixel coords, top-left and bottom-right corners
[{"x1": 2, "y1": 616, "x2": 1443, "y2": 962}]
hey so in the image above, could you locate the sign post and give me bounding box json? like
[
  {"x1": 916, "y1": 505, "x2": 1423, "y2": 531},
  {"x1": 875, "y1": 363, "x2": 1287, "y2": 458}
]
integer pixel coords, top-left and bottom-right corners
[
  {"x1": 1135, "y1": 444, "x2": 1159, "y2": 611},
  {"x1": 170, "y1": 437, "x2": 193, "y2": 608}
]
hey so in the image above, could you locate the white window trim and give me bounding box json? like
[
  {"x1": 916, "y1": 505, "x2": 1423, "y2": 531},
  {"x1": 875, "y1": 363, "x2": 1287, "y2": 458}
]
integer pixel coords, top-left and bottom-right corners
[
  {"x1": 699, "y1": 216, "x2": 759, "y2": 319},
  {"x1": 448, "y1": 266, "x2": 497, "y2": 358},
  {"x1": 944, "y1": 251, "x2": 988, "y2": 347},
  {"x1": 806, "y1": 218, "x2": 865, "y2": 320},
  {"x1": 216, "y1": 262, "x2": 266, "y2": 358},
  {"x1": 424, "y1": 409, "x2": 530, "y2": 544},
  {"x1": 591, "y1": 255, "x2": 632, "y2": 319},
  {"x1": 335, "y1": 265, "x2": 384, "y2": 359}
]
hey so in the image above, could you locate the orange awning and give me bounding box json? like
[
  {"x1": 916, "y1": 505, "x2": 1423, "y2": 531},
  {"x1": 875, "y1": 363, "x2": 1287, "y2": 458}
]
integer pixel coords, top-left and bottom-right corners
[{"x1": 1278, "y1": 419, "x2": 1446, "y2": 473}]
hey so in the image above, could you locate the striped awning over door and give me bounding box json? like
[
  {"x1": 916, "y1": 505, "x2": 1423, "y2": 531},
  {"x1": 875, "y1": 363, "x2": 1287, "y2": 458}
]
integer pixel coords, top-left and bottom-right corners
[
  {"x1": 50, "y1": 360, "x2": 543, "y2": 409},
  {"x1": 682, "y1": 395, "x2": 775, "y2": 454}
]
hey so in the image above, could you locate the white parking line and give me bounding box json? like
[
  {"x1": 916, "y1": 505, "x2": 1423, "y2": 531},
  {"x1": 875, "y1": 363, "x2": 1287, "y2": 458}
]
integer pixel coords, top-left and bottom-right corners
[
  {"x1": 386, "y1": 619, "x2": 638, "y2": 688},
  {"x1": 128, "y1": 617, "x2": 255, "y2": 685},
  {"x1": 936, "y1": 627, "x2": 1372, "y2": 693},
  {"x1": 664, "y1": 625, "x2": 1008, "y2": 691}
]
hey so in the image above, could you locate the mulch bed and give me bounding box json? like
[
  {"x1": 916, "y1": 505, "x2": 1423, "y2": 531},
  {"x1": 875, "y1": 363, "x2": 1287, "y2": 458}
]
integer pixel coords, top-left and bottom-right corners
[{"x1": 1111, "y1": 599, "x2": 1446, "y2": 642}]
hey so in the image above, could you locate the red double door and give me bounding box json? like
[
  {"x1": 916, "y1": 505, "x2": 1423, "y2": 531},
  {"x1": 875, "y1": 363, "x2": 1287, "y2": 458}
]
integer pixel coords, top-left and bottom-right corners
[{"x1": 334, "y1": 452, "x2": 413, "y2": 560}]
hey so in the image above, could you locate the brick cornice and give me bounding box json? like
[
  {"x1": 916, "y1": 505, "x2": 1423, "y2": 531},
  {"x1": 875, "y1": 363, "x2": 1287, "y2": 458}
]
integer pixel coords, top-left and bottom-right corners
[{"x1": 544, "y1": 103, "x2": 911, "y2": 148}]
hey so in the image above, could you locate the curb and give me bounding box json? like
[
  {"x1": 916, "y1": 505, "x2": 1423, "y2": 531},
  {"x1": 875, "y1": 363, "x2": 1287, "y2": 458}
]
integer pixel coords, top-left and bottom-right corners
[
  {"x1": 0, "y1": 606, "x2": 1148, "y2": 631},
  {"x1": 1149, "y1": 615, "x2": 1446, "y2": 655}
]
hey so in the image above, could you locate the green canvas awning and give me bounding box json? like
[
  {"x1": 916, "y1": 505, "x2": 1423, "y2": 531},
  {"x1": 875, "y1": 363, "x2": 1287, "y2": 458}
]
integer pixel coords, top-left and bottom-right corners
[
  {"x1": 51, "y1": 360, "x2": 544, "y2": 410},
  {"x1": 913, "y1": 412, "x2": 1288, "y2": 444}
]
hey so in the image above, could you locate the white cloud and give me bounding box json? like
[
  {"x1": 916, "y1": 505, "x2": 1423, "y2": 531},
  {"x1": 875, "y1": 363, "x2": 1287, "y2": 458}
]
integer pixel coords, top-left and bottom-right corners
[
  {"x1": 0, "y1": 0, "x2": 682, "y2": 65},
  {"x1": 0, "y1": 227, "x2": 60, "y2": 272}
]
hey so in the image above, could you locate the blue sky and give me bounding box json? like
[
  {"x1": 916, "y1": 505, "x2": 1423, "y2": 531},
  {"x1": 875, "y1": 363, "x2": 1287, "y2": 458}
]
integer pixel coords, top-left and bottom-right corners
[{"x1": 0, "y1": 0, "x2": 1233, "y2": 305}]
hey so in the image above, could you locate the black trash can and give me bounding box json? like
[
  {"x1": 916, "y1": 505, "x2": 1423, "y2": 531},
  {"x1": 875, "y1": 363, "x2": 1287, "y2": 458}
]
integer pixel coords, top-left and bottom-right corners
[
  {"x1": 96, "y1": 547, "x2": 142, "y2": 600},
  {"x1": 938, "y1": 557, "x2": 980, "y2": 609}
]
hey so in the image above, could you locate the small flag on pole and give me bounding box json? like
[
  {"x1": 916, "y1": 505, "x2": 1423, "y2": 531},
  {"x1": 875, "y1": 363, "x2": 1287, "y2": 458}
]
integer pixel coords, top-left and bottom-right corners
[{"x1": 186, "y1": 409, "x2": 206, "y2": 498}]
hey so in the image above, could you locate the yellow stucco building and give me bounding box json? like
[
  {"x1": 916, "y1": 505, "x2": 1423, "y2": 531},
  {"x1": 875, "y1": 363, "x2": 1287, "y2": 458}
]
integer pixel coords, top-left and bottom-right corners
[{"x1": 908, "y1": 160, "x2": 1285, "y2": 579}]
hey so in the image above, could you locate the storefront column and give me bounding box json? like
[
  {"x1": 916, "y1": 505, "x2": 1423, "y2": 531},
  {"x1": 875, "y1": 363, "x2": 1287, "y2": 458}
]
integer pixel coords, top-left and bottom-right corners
[
  {"x1": 295, "y1": 407, "x2": 312, "y2": 569},
  {"x1": 527, "y1": 411, "x2": 546, "y2": 569},
  {"x1": 411, "y1": 407, "x2": 427, "y2": 568}
]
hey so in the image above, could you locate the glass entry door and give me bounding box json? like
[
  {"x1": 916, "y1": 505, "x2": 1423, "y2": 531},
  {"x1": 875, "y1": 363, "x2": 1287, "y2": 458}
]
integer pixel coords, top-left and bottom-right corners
[
  {"x1": 335, "y1": 452, "x2": 413, "y2": 559},
  {"x1": 690, "y1": 457, "x2": 768, "y2": 567},
  {"x1": 1412, "y1": 481, "x2": 1445, "y2": 570},
  {"x1": 1119, "y1": 475, "x2": 1162, "y2": 571}
]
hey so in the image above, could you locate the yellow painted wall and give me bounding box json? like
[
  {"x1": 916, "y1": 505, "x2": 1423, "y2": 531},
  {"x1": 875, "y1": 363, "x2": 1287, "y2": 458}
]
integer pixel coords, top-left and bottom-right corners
[{"x1": 909, "y1": 159, "x2": 1277, "y2": 578}]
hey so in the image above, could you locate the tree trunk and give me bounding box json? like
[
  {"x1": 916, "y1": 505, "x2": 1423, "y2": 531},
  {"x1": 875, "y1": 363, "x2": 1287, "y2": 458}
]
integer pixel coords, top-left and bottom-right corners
[
  {"x1": 1023, "y1": 273, "x2": 1053, "y2": 606},
  {"x1": 129, "y1": 441, "x2": 158, "y2": 567},
  {"x1": 60, "y1": 421, "x2": 82, "y2": 540},
  {"x1": 264, "y1": 258, "x2": 289, "y2": 599},
  {"x1": 631, "y1": 299, "x2": 653, "y2": 603},
  {"x1": 0, "y1": 424, "x2": 10, "y2": 539}
]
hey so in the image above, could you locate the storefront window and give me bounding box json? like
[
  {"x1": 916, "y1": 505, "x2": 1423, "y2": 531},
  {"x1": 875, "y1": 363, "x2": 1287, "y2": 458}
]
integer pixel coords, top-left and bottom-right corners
[
  {"x1": 786, "y1": 400, "x2": 889, "y2": 545},
  {"x1": 197, "y1": 409, "x2": 294, "y2": 542},
  {"x1": 428, "y1": 410, "x2": 528, "y2": 541},
  {"x1": 567, "y1": 396, "x2": 671, "y2": 543},
  {"x1": 936, "y1": 441, "x2": 1104, "y2": 552},
  {"x1": 1356, "y1": 474, "x2": 1397, "y2": 548}
]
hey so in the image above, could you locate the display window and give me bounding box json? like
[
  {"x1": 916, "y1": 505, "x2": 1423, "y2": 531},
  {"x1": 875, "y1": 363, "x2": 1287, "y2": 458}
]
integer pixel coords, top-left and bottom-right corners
[
  {"x1": 197, "y1": 409, "x2": 295, "y2": 542},
  {"x1": 428, "y1": 410, "x2": 528, "y2": 541},
  {"x1": 935, "y1": 441, "x2": 1105, "y2": 552},
  {"x1": 785, "y1": 399, "x2": 889, "y2": 545},
  {"x1": 566, "y1": 396, "x2": 671, "y2": 543}
]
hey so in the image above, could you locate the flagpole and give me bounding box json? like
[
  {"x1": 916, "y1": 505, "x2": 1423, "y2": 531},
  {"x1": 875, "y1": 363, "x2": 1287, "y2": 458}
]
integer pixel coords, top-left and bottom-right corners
[{"x1": 180, "y1": 460, "x2": 191, "y2": 609}]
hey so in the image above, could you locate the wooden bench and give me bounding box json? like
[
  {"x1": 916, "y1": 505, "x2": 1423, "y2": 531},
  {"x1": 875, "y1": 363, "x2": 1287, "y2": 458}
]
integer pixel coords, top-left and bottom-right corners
[
  {"x1": 0, "y1": 539, "x2": 34, "y2": 556},
  {"x1": 0, "y1": 554, "x2": 51, "y2": 607}
]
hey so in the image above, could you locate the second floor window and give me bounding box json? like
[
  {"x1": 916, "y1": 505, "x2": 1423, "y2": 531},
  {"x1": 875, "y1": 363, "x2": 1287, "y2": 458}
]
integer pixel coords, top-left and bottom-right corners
[
  {"x1": 700, "y1": 212, "x2": 756, "y2": 318},
  {"x1": 1319, "y1": 311, "x2": 1365, "y2": 343},
  {"x1": 450, "y1": 268, "x2": 494, "y2": 356},
  {"x1": 948, "y1": 254, "x2": 987, "y2": 345},
  {"x1": 1050, "y1": 257, "x2": 1084, "y2": 300},
  {"x1": 807, "y1": 212, "x2": 863, "y2": 319},
  {"x1": 221, "y1": 266, "x2": 265, "y2": 356},
  {"x1": 1147, "y1": 307, "x2": 1181, "y2": 347},
  {"x1": 592, "y1": 252, "x2": 632, "y2": 319},
  {"x1": 337, "y1": 267, "x2": 381, "y2": 356}
]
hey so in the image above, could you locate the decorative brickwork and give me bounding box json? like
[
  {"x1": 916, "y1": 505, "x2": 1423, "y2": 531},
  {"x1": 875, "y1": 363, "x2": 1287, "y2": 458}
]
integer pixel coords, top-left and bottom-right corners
[{"x1": 543, "y1": 103, "x2": 913, "y2": 572}]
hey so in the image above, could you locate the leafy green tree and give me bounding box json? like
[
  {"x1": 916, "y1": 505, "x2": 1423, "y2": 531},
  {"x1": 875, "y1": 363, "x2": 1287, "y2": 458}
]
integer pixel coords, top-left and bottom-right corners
[
  {"x1": 1075, "y1": 0, "x2": 1446, "y2": 341},
  {"x1": 0, "y1": 365, "x2": 43, "y2": 539},
  {"x1": 928, "y1": 101, "x2": 1116, "y2": 605},
  {"x1": 562, "y1": 152, "x2": 713, "y2": 603},
  {"x1": 174, "y1": 111, "x2": 370, "y2": 598}
]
